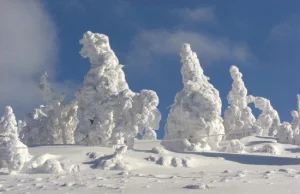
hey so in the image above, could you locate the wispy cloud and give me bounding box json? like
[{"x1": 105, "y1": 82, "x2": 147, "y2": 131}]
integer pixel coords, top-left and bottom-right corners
[
  {"x1": 126, "y1": 29, "x2": 255, "y2": 71},
  {"x1": 0, "y1": 0, "x2": 59, "y2": 118},
  {"x1": 171, "y1": 7, "x2": 216, "y2": 23},
  {"x1": 267, "y1": 14, "x2": 300, "y2": 44}
]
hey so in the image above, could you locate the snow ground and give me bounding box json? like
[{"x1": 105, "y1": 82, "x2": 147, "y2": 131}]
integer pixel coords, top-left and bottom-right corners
[{"x1": 1, "y1": 137, "x2": 300, "y2": 194}]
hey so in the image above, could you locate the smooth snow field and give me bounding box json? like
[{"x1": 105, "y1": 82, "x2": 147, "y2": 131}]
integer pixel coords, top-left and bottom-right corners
[{"x1": 1, "y1": 136, "x2": 300, "y2": 194}]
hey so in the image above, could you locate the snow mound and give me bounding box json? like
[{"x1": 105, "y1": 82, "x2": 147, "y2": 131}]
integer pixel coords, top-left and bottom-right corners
[
  {"x1": 183, "y1": 183, "x2": 209, "y2": 190},
  {"x1": 40, "y1": 159, "x2": 63, "y2": 174},
  {"x1": 145, "y1": 155, "x2": 193, "y2": 168},
  {"x1": 26, "y1": 154, "x2": 79, "y2": 174},
  {"x1": 225, "y1": 139, "x2": 245, "y2": 153},
  {"x1": 93, "y1": 146, "x2": 131, "y2": 170},
  {"x1": 259, "y1": 144, "x2": 281, "y2": 155},
  {"x1": 151, "y1": 146, "x2": 169, "y2": 154},
  {"x1": 27, "y1": 154, "x2": 63, "y2": 174},
  {"x1": 163, "y1": 43, "x2": 224, "y2": 152}
]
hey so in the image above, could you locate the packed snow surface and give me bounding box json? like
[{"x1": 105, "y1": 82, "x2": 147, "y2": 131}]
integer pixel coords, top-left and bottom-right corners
[{"x1": 1, "y1": 137, "x2": 300, "y2": 194}]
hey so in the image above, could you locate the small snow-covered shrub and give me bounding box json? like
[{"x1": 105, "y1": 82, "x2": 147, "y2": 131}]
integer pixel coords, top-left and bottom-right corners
[
  {"x1": 225, "y1": 139, "x2": 245, "y2": 153},
  {"x1": 259, "y1": 144, "x2": 280, "y2": 155},
  {"x1": 294, "y1": 134, "x2": 300, "y2": 146},
  {"x1": 94, "y1": 146, "x2": 130, "y2": 170},
  {"x1": 41, "y1": 159, "x2": 63, "y2": 174},
  {"x1": 276, "y1": 122, "x2": 294, "y2": 144}
]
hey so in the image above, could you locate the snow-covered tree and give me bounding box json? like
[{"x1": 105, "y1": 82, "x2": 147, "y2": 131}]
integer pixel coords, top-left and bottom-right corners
[
  {"x1": 276, "y1": 122, "x2": 294, "y2": 144},
  {"x1": 249, "y1": 96, "x2": 280, "y2": 136},
  {"x1": 21, "y1": 73, "x2": 78, "y2": 145},
  {"x1": 162, "y1": 43, "x2": 224, "y2": 152},
  {"x1": 0, "y1": 106, "x2": 31, "y2": 172},
  {"x1": 224, "y1": 66, "x2": 256, "y2": 139},
  {"x1": 74, "y1": 31, "x2": 161, "y2": 148}
]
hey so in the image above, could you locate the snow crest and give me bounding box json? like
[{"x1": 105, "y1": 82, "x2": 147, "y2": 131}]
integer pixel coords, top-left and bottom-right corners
[{"x1": 162, "y1": 44, "x2": 224, "y2": 152}]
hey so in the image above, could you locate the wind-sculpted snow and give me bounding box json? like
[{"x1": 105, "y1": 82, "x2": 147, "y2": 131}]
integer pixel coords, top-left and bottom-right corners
[
  {"x1": 0, "y1": 106, "x2": 31, "y2": 172},
  {"x1": 75, "y1": 31, "x2": 161, "y2": 148},
  {"x1": 248, "y1": 96, "x2": 280, "y2": 136},
  {"x1": 21, "y1": 73, "x2": 78, "y2": 145},
  {"x1": 224, "y1": 66, "x2": 256, "y2": 140},
  {"x1": 162, "y1": 43, "x2": 224, "y2": 152}
]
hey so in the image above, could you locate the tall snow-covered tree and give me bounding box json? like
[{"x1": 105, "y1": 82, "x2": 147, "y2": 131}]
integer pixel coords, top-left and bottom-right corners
[
  {"x1": 74, "y1": 31, "x2": 161, "y2": 148},
  {"x1": 223, "y1": 66, "x2": 256, "y2": 139},
  {"x1": 162, "y1": 43, "x2": 224, "y2": 152},
  {"x1": 0, "y1": 106, "x2": 31, "y2": 172},
  {"x1": 21, "y1": 73, "x2": 78, "y2": 145}
]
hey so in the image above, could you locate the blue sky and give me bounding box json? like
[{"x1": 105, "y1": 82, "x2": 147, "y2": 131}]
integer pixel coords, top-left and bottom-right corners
[{"x1": 1, "y1": 0, "x2": 300, "y2": 139}]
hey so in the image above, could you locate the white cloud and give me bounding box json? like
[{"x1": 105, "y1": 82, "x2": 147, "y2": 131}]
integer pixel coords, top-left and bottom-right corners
[
  {"x1": 0, "y1": 0, "x2": 59, "y2": 118},
  {"x1": 171, "y1": 7, "x2": 216, "y2": 23},
  {"x1": 127, "y1": 29, "x2": 255, "y2": 70},
  {"x1": 267, "y1": 15, "x2": 300, "y2": 44}
]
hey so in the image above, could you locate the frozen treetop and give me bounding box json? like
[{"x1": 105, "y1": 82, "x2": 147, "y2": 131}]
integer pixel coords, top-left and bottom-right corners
[
  {"x1": 163, "y1": 43, "x2": 224, "y2": 152},
  {"x1": 80, "y1": 31, "x2": 119, "y2": 69},
  {"x1": 180, "y1": 43, "x2": 206, "y2": 87},
  {"x1": 0, "y1": 106, "x2": 18, "y2": 136},
  {"x1": 39, "y1": 72, "x2": 65, "y2": 105},
  {"x1": 227, "y1": 66, "x2": 248, "y2": 109}
]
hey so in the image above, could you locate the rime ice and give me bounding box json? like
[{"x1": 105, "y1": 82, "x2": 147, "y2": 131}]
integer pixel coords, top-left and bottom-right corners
[
  {"x1": 224, "y1": 66, "x2": 256, "y2": 140},
  {"x1": 162, "y1": 43, "x2": 224, "y2": 152},
  {"x1": 21, "y1": 73, "x2": 78, "y2": 145},
  {"x1": 0, "y1": 106, "x2": 31, "y2": 172},
  {"x1": 74, "y1": 31, "x2": 161, "y2": 148}
]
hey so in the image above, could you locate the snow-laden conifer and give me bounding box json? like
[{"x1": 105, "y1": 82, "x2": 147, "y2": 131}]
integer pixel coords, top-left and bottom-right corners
[
  {"x1": 21, "y1": 73, "x2": 78, "y2": 145},
  {"x1": 162, "y1": 44, "x2": 224, "y2": 152},
  {"x1": 0, "y1": 106, "x2": 31, "y2": 172},
  {"x1": 75, "y1": 31, "x2": 161, "y2": 148},
  {"x1": 224, "y1": 66, "x2": 256, "y2": 139}
]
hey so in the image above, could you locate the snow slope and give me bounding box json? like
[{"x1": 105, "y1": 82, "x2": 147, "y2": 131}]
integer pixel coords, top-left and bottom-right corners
[{"x1": 1, "y1": 137, "x2": 300, "y2": 194}]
